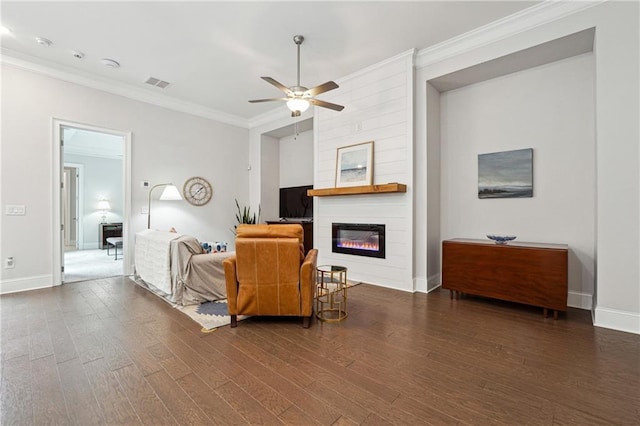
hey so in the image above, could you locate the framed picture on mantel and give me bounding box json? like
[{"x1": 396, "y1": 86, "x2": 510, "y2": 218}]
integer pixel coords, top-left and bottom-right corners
[{"x1": 335, "y1": 141, "x2": 374, "y2": 187}]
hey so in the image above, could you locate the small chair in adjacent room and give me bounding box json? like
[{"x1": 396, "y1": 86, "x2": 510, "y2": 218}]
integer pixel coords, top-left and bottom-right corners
[{"x1": 223, "y1": 224, "x2": 318, "y2": 328}]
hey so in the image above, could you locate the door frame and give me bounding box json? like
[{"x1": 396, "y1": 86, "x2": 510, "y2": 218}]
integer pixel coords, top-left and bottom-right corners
[
  {"x1": 63, "y1": 163, "x2": 84, "y2": 250},
  {"x1": 52, "y1": 118, "x2": 132, "y2": 285}
]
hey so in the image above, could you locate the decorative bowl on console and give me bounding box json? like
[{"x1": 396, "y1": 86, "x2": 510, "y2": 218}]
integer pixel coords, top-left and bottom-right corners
[{"x1": 487, "y1": 235, "x2": 517, "y2": 245}]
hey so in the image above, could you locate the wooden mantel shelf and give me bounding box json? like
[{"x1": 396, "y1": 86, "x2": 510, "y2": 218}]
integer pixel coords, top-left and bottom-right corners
[{"x1": 308, "y1": 183, "x2": 406, "y2": 197}]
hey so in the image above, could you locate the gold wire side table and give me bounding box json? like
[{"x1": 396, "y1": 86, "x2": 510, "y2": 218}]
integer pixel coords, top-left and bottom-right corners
[{"x1": 316, "y1": 265, "x2": 348, "y2": 322}]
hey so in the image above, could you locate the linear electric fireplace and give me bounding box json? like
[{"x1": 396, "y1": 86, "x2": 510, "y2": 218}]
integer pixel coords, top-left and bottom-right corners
[{"x1": 332, "y1": 223, "x2": 386, "y2": 259}]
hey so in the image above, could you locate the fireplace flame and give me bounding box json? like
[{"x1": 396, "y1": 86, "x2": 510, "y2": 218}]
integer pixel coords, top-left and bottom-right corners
[{"x1": 337, "y1": 240, "x2": 379, "y2": 251}]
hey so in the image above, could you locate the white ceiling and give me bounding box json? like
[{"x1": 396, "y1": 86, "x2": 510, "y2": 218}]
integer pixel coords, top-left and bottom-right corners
[{"x1": 1, "y1": 1, "x2": 541, "y2": 125}]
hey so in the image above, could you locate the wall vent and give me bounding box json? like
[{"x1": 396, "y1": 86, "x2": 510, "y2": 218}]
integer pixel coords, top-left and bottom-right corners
[{"x1": 145, "y1": 77, "x2": 170, "y2": 88}]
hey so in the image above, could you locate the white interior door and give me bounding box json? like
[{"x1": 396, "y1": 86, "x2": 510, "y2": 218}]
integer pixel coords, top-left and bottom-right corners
[
  {"x1": 63, "y1": 166, "x2": 80, "y2": 249},
  {"x1": 63, "y1": 169, "x2": 70, "y2": 246}
]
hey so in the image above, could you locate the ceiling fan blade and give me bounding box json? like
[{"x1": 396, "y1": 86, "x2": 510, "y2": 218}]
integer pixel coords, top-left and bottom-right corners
[
  {"x1": 305, "y1": 81, "x2": 339, "y2": 97},
  {"x1": 248, "y1": 98, "x2": 288, "y2": 103},
  {"x1": 309, "y1": 99, "x2": 345, "y2": 112},
  {"x1": 261, "y1": 77, "x2": 291, "y2": 94}
]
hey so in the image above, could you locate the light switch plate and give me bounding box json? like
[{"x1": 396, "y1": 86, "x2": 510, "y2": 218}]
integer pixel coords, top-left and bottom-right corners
[{"x1": 5, "y1": 205, "x2": 26, "y2": 215}]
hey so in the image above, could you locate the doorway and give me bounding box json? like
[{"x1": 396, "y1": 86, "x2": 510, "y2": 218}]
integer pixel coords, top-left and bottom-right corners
[{"x1": 53, "y1": 120, "x2": 132, "y2": 285}]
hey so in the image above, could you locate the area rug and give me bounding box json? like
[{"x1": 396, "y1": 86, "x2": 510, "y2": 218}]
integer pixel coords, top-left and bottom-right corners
[
  {"x1": 178, "y1": 279, "x2": 360, "y2": 333},
  {"x1": 177, "y1": 300, "x2": 248, "y2": 333}
]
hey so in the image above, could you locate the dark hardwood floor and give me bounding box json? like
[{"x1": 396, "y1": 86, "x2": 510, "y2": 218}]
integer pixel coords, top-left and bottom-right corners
[{"x1": 1, "y1": 277, "x2": 639, "y2": 425}]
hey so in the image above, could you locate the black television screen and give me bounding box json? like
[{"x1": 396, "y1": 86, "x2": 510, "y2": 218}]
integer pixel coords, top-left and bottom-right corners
[{"x1": 279, "y1": 185, "x2": 313, "y2": 219}]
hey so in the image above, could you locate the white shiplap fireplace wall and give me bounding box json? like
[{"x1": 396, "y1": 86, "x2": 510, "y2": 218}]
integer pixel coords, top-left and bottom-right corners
[{"x1": 313, "y1": 50, "x2": 415, "y2": 292}]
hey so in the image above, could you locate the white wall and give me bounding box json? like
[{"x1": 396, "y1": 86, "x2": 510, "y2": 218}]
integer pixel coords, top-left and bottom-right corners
[
  {"x1": 415, "y1": 1, "x2": 639, "y2": 333},
  {"x1": 65, "y1": 153, "x2": 124, "y2": 248},
  {"x1": 440, "y1": 54, "x2": 595, "y2": 307},
  {"x1": 425, "y1": 83, "x2": 441, "y2": 291},
  {"x1": 260, "y1": 134, "x2": 280, "y2": 221},
  {"x1": 314, "y1": 51, "x2": 415, "y2": 291},
  {"x1": 253, "y1": 128, "x2": 314, "y2": 223},
  {"x1": 1, "y1": 64, "x2": 249, "y2": 293},
  {"x1": 248, "y1": 110, "x2": 314, "y2": 223},
  {"x1": 279, "y1": 129, "x2": 313, "y2": 188},
  {"x1": 591, "y1": 3, "x2": 639, "y2": 333}
]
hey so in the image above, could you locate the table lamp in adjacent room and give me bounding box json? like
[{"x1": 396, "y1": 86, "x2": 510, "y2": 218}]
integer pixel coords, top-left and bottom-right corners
[
  {"x1": 147, "y1": 183, "x2": 182, "y2": 229},
  {"x1": 98, "y1": 199, "x2": 110, "y2": 224}
]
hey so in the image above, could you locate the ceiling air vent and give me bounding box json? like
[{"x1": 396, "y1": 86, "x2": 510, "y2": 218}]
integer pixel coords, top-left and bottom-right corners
[{"x1": 145, "y1": 77, "x2": 170, "y2": 89}]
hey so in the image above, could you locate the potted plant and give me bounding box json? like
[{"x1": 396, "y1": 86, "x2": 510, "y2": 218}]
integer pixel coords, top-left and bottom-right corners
[{"x1": 233, "y1": 199, "x2": 260, "y2": 234}]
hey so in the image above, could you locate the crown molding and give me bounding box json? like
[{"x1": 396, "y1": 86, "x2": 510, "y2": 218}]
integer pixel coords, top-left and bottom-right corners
[
  {"x1": 338, "y1": 48, "x2": 417, "y2": 84},
  {"x1": 1, "y1": 48, "x2": 250, "y2": 129},
  {"x1": 415, "y1": 0, "x2": 604, "y2": 69}
]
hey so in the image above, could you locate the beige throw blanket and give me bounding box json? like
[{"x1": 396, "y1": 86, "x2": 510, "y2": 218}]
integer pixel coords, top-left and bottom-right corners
[
  {"x1": 135, "y1": 230, "x2": 232, "y2": 306},
  {"x1": 170, "y1": 236, "x2": 233, "y2": 305}
]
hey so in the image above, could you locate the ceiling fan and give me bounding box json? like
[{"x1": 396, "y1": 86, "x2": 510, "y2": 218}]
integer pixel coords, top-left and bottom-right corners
[{"x1": 249, "y1": 35, "x2": 344, "y2": 117}]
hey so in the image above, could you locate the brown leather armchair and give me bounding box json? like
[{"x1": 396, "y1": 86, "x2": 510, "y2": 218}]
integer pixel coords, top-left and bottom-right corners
[{"x1": 223, "y1": 224, "x2": 318, "y2": 328}]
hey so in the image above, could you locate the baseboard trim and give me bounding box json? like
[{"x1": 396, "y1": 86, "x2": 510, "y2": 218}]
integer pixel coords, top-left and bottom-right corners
[
  {"x1": 413, "y1": 277, "x2": 428, "y2": 293},
  {"x1": 427, "y1": 273, "x2": 441, "y2": 293},
  {"x1": 0, "y1": 274, "x2": 56, "y2": 294},
  {"x1": 412, "y1": 274, "x2": 441, "y2": 293},
  {"x1": 594, "y1": 307, "x2": 640, "y2": 335},
  {"x1": 567, "y1": 291, "x2": 592, "y2": 310}
]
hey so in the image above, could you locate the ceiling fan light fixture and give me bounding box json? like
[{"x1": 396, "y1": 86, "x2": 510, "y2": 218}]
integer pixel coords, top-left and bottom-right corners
[
  {"x1": 249, "y1": 34, "x2": 344, "y2": 116},
  {"x1": 287, "y1": 98, "x2": 310, "y2": 113}
]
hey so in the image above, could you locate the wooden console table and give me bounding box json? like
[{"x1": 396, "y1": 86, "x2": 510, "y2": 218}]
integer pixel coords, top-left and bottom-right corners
[{"x1": 442, "y1": 238, "x2": 568, "y2": 319}]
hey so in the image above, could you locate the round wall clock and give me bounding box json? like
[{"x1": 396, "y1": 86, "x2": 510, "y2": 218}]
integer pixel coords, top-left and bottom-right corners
[{"x1": 183, "y1": 176, "x2": 213, "y2": 206}]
